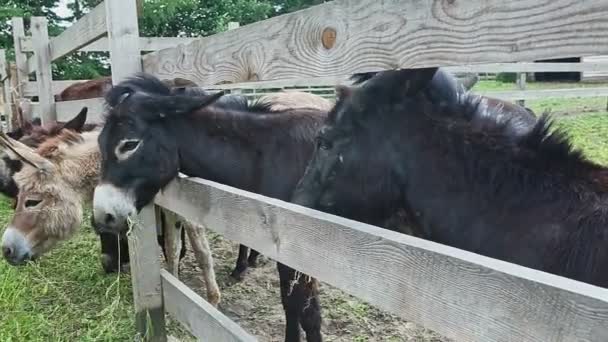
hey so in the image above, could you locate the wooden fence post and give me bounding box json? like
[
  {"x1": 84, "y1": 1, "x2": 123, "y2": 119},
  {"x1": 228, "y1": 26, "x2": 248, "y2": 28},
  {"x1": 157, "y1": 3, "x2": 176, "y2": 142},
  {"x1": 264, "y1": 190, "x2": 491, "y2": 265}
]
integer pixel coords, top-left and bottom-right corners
[
  {"x1": 8, "y1": 64, "x2": 24, "y2": 127},
  {"x1": 105, "y1": 0, "x2": 165, "y2": 340},
  {"x1": 106, "y1": 0, "x2": 142, "y2": 84},
  {"x1": 227, "y1": 22, "x2": 240, "y2": 31},
  {"x1": 0, "y1": 49, "x2": 13, "y2": 131},
  {"x1": 516, "y1": 72, "x2": 527, "y2": 106},
  {"x1": 11, "y1": 18, "x2": 28, "y2": 99},
  {"x1": 127, "y1": 204, "x2": 167, "y2": 342},
  {"x1": 31, "y1": 17, "x2": 56, "y2": 124},
  {"x1": 227, "y1": 22, "x2": 241, "y2": 96}
]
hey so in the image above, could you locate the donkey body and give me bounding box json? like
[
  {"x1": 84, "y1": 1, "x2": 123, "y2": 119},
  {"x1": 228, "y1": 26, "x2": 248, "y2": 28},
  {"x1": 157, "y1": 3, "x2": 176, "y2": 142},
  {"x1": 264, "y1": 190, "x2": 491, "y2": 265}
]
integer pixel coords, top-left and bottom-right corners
[
  {"x1": 292, "y1": 68, "x2": 608, "y2": 288},
  {"x1": 91, "y1": 71, "x2": 537, "y2": 341}
]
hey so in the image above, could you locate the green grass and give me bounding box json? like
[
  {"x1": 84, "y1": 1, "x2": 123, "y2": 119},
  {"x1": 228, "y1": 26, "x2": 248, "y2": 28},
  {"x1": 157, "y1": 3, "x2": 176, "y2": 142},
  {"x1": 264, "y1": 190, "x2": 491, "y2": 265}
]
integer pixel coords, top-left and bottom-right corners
[
  {"x1": 472, "y1": 80, "x2": 608, "y2": 116},
  {"x1": 0, "y1": 84, "x2": 607, "y2": 340},
  {"x1": 0, "y1": 202, "x2": 135, "y2": 341},
  {"x1": 555, "y1": 113, "x2": 608, "y2": 165}
]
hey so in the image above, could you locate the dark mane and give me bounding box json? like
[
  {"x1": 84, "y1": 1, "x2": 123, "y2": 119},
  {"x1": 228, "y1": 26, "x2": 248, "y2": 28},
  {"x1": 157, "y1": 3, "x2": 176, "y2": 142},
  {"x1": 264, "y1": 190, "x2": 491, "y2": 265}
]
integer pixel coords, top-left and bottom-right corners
[
  {"x1": 104, "y1": 73, "x2": 277, "y2": 115},
  {"x1": 421, "y1": 92, "x2": 606, "y2": 192}
]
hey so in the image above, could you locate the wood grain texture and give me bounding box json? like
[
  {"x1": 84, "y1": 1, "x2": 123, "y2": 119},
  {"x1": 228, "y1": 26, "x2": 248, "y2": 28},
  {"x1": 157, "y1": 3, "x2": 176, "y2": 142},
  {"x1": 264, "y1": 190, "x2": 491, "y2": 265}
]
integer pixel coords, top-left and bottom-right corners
[
  {"x1": 11, "y1": 18, "x2": 28, "y2": 93},
  {"x1": 160, "y1": 270, "x2": 256, "y2": 342},
  {"x1": 128, "y1": 204, "x2": 167, "y2": 342},
  {"x1": 155, "y1": 175, "x2": 608, "y2": 342},
  {"x1": 143, "y1": 0, "x2": 608, "y2": 85},
  {"x1": 49, "y1": 1, "x2": 107, "y2": 62},
  {"x1": 105, "y1": 0, "x2": 142, "y2": 84},
  {"x1": 21, "y1": 37, "x2": 199, "y2": 53},
  {"x1": 31, "y1": 17, "x2": 56, "y2": 124}
]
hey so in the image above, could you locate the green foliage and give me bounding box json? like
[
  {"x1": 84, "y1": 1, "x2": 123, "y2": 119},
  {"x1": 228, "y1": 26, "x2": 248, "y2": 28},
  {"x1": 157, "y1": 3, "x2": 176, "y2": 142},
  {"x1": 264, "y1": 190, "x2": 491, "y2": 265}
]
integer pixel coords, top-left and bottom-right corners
[
  {"x1": 496, "y1": 72, "x2": 517, "y2": 83},
  {"x1": 139, "y1": 0, "x2": 273, "y2": 37},
  {"x1": 272, "y1": 0, "x2": 329, "y2": 14}
]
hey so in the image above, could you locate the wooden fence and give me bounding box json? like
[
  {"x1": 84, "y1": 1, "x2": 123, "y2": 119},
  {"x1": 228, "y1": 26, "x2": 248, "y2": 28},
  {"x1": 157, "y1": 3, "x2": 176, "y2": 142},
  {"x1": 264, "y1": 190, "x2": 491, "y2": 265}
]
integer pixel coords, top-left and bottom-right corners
[{"x1": 7, "y1": 0, "x2": 608, "y2": 341}]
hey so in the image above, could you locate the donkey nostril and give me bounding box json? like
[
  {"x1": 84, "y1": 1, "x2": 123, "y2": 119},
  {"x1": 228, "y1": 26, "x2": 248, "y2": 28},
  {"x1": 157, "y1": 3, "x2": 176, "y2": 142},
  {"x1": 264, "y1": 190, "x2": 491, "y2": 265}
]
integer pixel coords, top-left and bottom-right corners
[
  {"x1": 105, "y1": 213, "x2": 115, "y2": 225},
  {"x1": 2, "y1": 246, "x2": 13, "y2": 259}
]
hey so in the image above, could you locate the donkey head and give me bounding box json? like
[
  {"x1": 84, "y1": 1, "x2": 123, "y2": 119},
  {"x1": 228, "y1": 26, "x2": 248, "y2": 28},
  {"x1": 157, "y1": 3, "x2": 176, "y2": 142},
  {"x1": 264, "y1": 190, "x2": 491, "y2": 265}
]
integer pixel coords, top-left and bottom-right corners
[
  {"x1": 0, "y1": 129, "x2": 99, "y2": 265},
  {"x1": 93, "y1": 73, "x2": 224, "y2": 234},
  {"x1": 291, "y1": 68, "x2": 438, "y2": 220}
]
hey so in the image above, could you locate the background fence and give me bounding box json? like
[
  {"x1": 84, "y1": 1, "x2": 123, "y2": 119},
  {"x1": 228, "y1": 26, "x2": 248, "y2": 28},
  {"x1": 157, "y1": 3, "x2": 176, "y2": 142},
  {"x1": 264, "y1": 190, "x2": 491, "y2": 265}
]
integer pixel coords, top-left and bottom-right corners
[{"x1": 3, "y1": 0, "x2": 608, "y2": 341}]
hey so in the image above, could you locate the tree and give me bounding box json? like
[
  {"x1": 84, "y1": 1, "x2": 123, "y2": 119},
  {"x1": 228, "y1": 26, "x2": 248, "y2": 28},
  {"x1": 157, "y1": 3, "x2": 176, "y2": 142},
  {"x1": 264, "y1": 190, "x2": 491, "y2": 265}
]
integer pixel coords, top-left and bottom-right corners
[{"x1": 271, "y1": 0, "x2": 329, "y2": 14}]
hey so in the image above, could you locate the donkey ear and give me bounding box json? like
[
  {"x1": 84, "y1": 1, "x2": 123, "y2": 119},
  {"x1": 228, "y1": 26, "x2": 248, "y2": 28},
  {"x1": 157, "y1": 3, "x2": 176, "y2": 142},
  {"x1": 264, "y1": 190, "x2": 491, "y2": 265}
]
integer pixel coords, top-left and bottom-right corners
[
  {"x1": 335, "y1": 85, "x2": 353, "y2": 102},
  {"x1": 155, "y1": 91, "x2": 225, "y2": 116},
  {"x1": 399, "y1": 67, "x2": 439, "y2": 95},
  {"x1": 62, "y1": 107, "x2": 88, "y2": 132},
  {"x1": 0, "y1": 132, "x2": 55, "y2": 173}
]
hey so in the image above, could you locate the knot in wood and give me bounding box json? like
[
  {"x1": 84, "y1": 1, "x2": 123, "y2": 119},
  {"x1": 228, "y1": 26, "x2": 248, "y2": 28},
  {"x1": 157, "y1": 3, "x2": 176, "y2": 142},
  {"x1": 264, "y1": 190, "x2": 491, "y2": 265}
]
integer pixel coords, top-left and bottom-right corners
[{"x1": 322, "y1": 27, "x2": 337, "y2": 50}]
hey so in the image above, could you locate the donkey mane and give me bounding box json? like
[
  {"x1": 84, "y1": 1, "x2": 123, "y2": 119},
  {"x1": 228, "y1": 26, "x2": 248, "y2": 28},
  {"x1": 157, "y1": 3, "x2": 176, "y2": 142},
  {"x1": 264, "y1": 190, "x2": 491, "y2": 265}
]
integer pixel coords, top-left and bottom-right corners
[
  {"x1": 419, "y1": 91, "x2": 607, "y2": 192},
  {"x1": 104, "y1": 73, "x2": 326, "y2": 144},
  {"x1": 104, "y1": 73, "x2": 276, "y2": 114}
]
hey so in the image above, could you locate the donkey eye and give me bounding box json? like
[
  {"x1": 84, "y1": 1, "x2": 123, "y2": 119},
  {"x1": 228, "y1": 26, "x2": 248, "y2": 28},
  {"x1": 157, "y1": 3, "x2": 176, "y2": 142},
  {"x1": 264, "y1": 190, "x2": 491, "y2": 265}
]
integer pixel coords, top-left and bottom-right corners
[
  {"x1": 120, "y1": 140, "x2": 140, "y2": 153},
  {"x1": 25, "y1": 199, "x2": 42, "y2": 208},
  {"x1": 317, "y1": 137, "x2": 332, "y2": 150}
]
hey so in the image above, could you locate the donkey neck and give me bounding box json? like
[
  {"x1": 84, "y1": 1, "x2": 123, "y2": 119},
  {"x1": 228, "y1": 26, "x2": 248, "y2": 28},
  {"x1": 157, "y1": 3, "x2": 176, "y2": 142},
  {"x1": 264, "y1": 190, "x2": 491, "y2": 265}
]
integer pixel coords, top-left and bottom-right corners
[{"x1": 169, "y1": 107, "x2": 323, "y2": 197}]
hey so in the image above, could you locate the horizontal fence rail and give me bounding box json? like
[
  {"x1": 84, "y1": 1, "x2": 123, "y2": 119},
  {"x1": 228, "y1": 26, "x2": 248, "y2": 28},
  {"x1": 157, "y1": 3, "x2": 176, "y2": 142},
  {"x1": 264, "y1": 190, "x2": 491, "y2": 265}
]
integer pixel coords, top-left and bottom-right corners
[
  {"x1": 20, "y1": 36, "x2": 198, "y2": 53},
  {"x1": 161, "y1": 270, "x2": 257, "y2": 342},
  {"x1": 154, "y1": 175, "x2": 608, "y2": 342},
  {"x1": 27, "y1": 1, "x2": 108, "y2": 74},
  {"x1": 143, "y1": 0, "x2": 608, "y2": 85}
]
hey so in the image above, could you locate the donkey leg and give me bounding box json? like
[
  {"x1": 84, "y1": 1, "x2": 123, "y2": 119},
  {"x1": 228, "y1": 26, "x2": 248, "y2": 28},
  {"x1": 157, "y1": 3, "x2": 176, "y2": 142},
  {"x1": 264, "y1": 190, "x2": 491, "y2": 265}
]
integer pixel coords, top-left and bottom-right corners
[
  {"x1": 247, "y1": 249, "x2": 261, "y2": 268},
  {"x1": 184, "y1": 221, "x2": 221, "y2": 306},
  {"x1": 161, "y1": 209, "x2": 182, "y2": 277},
  {"x1": 278, "y1": 263, "x2": 323, "y2": 342},
  {"x1": 99, "y1": 232, "x2": 121, "y2": 274},
  {"x1": 230, "y1": 244, "x2": 250, "y2": 281},
  {"x1": 299, "y1": 278, "x2": 322, "y2": 342},
  {"x1": 278, "y1": 262, "x2": 303, "y2": 342}
]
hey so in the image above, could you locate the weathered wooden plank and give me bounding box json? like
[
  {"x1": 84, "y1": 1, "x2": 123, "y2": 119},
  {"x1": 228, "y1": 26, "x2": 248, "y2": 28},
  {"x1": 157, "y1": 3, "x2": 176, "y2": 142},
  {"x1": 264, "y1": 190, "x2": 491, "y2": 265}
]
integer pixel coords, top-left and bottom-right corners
[
  {"x1": 160, "y1": 270, "x2": 256, "y2": 342},
  {"x1": 30, "y1": 97, "x2": 105, "y2": 124},
  {"x1": 49, "y1": 1, "x2": 108, "y2": 62},
  {"x1": 582, "y1": 56, "x2": 608, "y2": 81},
  {"x1": 11, "y1": 18, "x2": 28, "y2": 95},
  {"x1": 105, "y1": 0, "x2": 142, "y2": 84},
  {"x1": 143, "y1": 0, "x2": 608, "y2": 85},
  {"x1": 23, "y1": 81, "x2": 76, "y2": 97},
  {"x1": 0, "y1": 50, "x2": 13, "y2": 131},
  {"x1": 128, "y1": 204, "x2": 167, "y2": 342},
  {"x1": 155, "y1": 175, "x2": 608, "y2": 342},
  {"x1": 479, "y1": 87, "x2": 608, "y2": 100},
  {"x1": 31, "y1": 17, "x2": 56, "y2": 124},
  {"x1": 22, "y1": 37, "x2": 199, "y2": 53}
]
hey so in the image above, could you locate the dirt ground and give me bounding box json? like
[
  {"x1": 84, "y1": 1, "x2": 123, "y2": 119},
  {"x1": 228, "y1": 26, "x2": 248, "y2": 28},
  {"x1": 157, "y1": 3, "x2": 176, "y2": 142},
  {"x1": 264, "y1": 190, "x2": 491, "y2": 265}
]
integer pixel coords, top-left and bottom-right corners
[{"x1": 173, "y1": 231, "x2": 447, "y2": 342}]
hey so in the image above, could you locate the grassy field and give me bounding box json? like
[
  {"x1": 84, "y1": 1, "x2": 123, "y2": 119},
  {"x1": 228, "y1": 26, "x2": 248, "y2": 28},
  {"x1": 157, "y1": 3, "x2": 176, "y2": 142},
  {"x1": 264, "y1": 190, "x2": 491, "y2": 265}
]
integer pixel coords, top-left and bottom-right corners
[{"x1": 0, "y1": 80, "x2": 607, "y2": 341}]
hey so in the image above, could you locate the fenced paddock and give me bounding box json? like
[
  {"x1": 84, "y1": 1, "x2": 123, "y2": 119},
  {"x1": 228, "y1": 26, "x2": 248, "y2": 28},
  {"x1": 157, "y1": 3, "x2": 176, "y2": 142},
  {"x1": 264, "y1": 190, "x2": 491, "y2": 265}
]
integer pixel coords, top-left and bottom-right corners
[{"x1": 4, "y1": 0, "x2": 608, "y2": 341}]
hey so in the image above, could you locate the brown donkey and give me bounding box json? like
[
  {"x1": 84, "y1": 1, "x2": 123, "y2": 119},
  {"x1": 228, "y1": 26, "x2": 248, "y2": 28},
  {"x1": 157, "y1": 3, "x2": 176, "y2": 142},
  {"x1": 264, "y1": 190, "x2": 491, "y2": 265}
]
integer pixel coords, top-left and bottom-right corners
[{"x1": 0, "y1": 129, "x2": 224, "y2": 304}]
